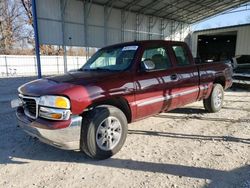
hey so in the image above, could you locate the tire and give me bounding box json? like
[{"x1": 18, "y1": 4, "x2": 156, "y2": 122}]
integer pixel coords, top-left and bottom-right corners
[
  {"x1": 203, "y1": 84, "x2": 224, "y2": 113},
  {"x1": 80, "y1": 105, "x2": 128, "y2": 160}
]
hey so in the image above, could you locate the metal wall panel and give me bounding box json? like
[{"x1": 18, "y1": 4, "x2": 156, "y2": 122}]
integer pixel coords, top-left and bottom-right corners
[
  {"x1": 138, "y1": 33, "x2": 148, "y2": 40},
  {"x1": 107, "y1": 28, "x2": 122, "y2": 45},
  {"x1": 37, "y1": 0, "x2": 61, "y2": 20},
  {"x1": 151, "y1": 17, "x2": 161, "y2": 39},
  {"x1": 139, "y1": 16, "x2": 148, "y2": 32},
  {"x1": 88, "y1": 26, "x2": 105, "y2": 47},
  {"x1": 88, "y1": 4, "x2": 104, "y2": 26},
  {"x1": 64, "y1": 23, "x2": 85, "y2": 46},
  {"x1": 36, "y1": 0, "x2": 190, "y2": 48},
  {"x1": 38, "y1": 19, "x2": 63, "y2": 45},
  {"x1": 123, "y1": 31, "x2": 136, "y2": 42},
  {"x1": 124, "y1": 12, "x2": 136, "y2": 30},
  {"x1": 108, "y1": 9, "x2": 121, "y2": 29},
  {"x1": 163, "y1": 21, "x2": 173, "y2": 40},
  {"x1": 64, "y1": 0, "x2": 84, "y2": 24}
]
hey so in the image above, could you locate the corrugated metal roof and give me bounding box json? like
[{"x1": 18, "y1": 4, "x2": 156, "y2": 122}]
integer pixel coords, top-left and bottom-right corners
[{"x1": 90, "y1": 0, "x2": 250, "y2": 24}]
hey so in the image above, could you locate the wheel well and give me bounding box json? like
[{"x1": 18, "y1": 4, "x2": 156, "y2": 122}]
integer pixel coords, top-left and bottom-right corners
[
  {"x1": 214, "y1": 76, "x2": 225, "y2": 88},
  {"x1": 87, "y1": 97, "x2": 132, "y2": 123}
]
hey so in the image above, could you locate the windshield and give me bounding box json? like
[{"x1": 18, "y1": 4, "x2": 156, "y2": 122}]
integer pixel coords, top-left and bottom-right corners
[{"x1": 82, "y1": 45, "x2": 138, "y2": 71}]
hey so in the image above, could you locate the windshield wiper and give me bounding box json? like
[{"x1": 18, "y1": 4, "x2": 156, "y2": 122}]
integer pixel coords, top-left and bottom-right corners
[
  {"x1": 82, "y1": 67, "x2": 118, "y2": 71},
  {"x1": 93, "y1": 68, "x2": 112, "y2": 71},
  {"x1": 80, "y1": 68, "x2": 91, "y2": 71}
]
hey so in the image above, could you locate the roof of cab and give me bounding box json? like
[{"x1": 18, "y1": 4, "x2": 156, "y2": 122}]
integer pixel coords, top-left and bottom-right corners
[{"x1": 102, "y1": 40, "x2": 186, "y2": 49}]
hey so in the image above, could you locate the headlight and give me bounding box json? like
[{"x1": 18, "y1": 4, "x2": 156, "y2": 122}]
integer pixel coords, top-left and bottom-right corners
[
  {"x1": 39, "y1": 96, "x2": 70, "y2": 109},
  {"x1": 39, "y1": 107, "x2": 71, "y2": 120}
]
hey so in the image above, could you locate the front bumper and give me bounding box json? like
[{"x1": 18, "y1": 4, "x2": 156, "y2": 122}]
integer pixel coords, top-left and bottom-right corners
[
  {"x1": 233, "y1": 79, "x2": 250, "y2": 85},
  {"x1": 16, "y1": 107, "x2": 82, "y2": 150},
  {"x1": 233, "y1": 73, "x2": 250, "y2": 85}
]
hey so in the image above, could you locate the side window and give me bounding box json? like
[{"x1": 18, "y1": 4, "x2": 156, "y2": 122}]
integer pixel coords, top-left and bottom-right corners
[
  {"x1": 172, "y1": 46, "x2": 190, "y2": 66},
  {"x1": 141, "y1": 47, "x2": 171, "y2": 70}
]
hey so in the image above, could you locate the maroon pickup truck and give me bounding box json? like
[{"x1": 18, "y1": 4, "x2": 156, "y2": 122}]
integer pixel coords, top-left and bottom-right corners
[{"x1": 11, "y1": 40, "x2": 232, "y2": 159}]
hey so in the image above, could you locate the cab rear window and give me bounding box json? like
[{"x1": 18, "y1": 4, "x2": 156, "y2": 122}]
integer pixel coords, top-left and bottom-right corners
[{"x1": 172, "y1": 46, "x2": 190, "y2": 66}]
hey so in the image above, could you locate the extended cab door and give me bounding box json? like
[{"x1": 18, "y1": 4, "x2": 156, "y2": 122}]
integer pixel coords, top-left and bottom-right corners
[
  {"x1": 169, "y1": 43, "x2": 200, "y2": 106},
  {"x1": 134, "y1": 44, "x2": 181, "y2": 120}
]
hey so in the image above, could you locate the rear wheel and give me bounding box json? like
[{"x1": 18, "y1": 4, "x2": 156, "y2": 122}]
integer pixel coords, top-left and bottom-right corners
[
  {"x1": 203, "y1": 84, "x2": 224, "y2": 113},
  {"x1": 80, "y1": 105, "x2": 127, "y2": 160}
]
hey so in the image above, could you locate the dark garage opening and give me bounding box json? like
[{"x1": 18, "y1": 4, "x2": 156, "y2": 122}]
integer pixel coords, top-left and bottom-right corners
[{"x1": 197, "y1": 32, "x2": 237, "y2": 62}]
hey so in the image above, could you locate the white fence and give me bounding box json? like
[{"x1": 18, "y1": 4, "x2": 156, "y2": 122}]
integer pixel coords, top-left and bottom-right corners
[{"x1": 0, "y1": 55, "x2": 87, "y2": 77}]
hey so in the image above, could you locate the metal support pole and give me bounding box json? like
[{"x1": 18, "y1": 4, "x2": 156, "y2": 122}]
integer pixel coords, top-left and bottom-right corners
[
  {"x1": 148, "y1": 17, "x2": 153, "y2": 40},
  {"x1": 135, "y1": 14, "x2": 144, "y2": 40},
  {"x1": 76, "y1": 56, "x2": 79, "y2": 68},
  {"x1": 87, "y1": 47, "x2": 90, "y2": 60},
  {"x1": 4, "y1": 55, "x2": 8, "y2": 77},
  {"x1": 63, "y1": 45, "x2": 67, "y2": 73},
  {"x1": 84, "y1": 3, "x2": 88, "y2": 62},
  {"x1": 121, "y1": 10, "x2": 126, "y2": 42},
  {"x1": 83, "y1": 1, "x2": 92, "y2": 61},
  {"x1": 104, "y1": 7, "x2": 108, "y2": 45},
  {"x1": 34, "y1": 56, "x2": 37, "y2": 75},
  {"x1": 56, "y1": 56, "x2": 59, "y2": 74},
  {"x1": 136, "y1": 14, "x2": 139, "y2": 40},
  {"x1": 160, "y1": 19, "x2": 164, "y2": 40},
  {"x1": 180, "y1": 23, "x2": 183, "y2": 41},
  {"x1": 121, "y1": 11, "x2": 125, "y2": 42},
  {"x1": 121, "y1": 11, "x2": 129, "y2": 42},
  {"x1": 170, "y1": 21, "x2": 174, "y2": 41},
  {"x1": 148, "y1": 17, "x2": 151, "y2": 40},
  {"x1": 104, "y1": 6, "x2": 113, "y2": 45},
  {"x1": 60, "y1": 0, "x2": 68, "y2": 73},
  {"x1": 32, "y1": 0, "x2": 42, "y2": 78}
]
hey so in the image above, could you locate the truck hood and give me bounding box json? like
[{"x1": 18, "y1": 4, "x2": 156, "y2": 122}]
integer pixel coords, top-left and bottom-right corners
[
  {"x1": 18, "y1": 71, "x2": 121, "y2": 96},
  {"x1": 48, "y1": 70, "x2": 119, "y2": 85}
]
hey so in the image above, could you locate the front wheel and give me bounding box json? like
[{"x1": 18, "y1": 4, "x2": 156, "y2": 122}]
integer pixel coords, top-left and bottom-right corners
[
  {"x1": 80, "y1": 105, "x2": 128, "y2": 160},
  {"x1": 203, "y1": 84, "x2": 224, "y2": 113}
]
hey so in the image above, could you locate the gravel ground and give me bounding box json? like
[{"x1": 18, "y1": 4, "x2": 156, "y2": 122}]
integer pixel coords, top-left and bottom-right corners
[{"x1": 0, "y1": 77, "x2": 249, "y2": 188}]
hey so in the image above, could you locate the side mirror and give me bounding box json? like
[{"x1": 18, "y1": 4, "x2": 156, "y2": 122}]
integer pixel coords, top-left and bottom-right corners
[{"x1": 141, "y1": 60, "x2": 155, "y2": 71}]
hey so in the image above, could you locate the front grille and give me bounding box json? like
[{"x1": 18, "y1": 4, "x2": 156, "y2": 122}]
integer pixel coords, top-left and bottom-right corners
[
  {"x1": 19, "y1": 95, "x2": 39, "y2": 119},
  {"x1": 23, "y1": 98, "x2": 36, "y2": 116}
]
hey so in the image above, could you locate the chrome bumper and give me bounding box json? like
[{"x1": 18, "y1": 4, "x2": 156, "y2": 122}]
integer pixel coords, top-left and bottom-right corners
[
  {"x1": 233, "y1": 79, "x2": 250, "y2": 85},
  {"x1": 16, "y1": 108, "x2": 82, "y2": 150}
]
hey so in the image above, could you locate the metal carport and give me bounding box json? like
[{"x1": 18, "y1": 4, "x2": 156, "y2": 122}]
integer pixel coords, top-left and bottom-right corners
[{"x1": 32, "y1": 0, "x2": 249, "y2": 77}]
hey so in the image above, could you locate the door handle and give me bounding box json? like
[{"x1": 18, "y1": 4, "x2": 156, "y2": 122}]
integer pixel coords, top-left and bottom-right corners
[{"x1": 170, "y1": 74, "x2": 178, "y2": 80}]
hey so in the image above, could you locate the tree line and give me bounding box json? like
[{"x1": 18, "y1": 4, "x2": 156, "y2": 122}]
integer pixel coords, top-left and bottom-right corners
[{"x1": 0, "y1": 0, "x2": 93, "y2": 56}]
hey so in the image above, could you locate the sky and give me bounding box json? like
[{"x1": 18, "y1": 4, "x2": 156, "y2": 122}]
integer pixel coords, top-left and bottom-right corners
[{"x1": 192, "y1": 4, "x2": 250, "y2": 31}]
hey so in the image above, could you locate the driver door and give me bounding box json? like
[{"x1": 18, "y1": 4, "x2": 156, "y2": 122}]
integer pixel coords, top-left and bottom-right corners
[{"x1": 134, "y1": 46, "x2": 180, "y2": 120}]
